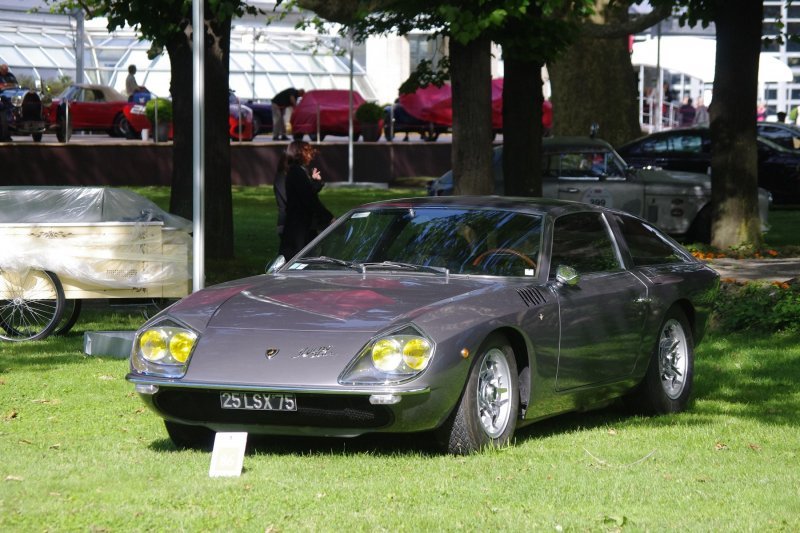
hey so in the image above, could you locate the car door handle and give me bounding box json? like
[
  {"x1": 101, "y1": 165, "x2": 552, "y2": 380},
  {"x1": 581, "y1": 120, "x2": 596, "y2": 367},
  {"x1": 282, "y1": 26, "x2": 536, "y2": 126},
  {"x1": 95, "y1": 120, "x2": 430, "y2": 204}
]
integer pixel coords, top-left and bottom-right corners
[{"x1": 558, "y1": 187, "x2": 580, "y2": 193}]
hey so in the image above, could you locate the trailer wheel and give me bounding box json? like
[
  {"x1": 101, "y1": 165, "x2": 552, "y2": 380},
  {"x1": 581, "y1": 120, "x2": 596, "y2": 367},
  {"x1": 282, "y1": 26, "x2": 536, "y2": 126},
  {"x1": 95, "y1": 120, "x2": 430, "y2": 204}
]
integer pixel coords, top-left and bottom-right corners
[{"x1": 0, "y1": 269, "x2": 65, "y2": 341}]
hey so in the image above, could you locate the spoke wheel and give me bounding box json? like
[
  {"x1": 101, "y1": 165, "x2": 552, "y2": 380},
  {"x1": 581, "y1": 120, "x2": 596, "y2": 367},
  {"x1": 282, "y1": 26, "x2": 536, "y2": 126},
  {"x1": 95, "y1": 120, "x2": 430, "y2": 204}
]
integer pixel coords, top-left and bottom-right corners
[
  {"x1": 54, "y1": 299, "x2": 82, "y2": 336},
  {"x1": 476, "y1": 348, "x2": 514, "y2": 438},
  {"x1": 627, "y1": 307, "x2": 695, "y2": 414},
  {"x1": 658, "y1": 318, "x2": 689, "y2": 400},
  {"x1": 436, "y1": 333, "x2": 519, "y2": 454},
  {"x1": 0, "y1": 269, "x2": 65, "y2": 341}
]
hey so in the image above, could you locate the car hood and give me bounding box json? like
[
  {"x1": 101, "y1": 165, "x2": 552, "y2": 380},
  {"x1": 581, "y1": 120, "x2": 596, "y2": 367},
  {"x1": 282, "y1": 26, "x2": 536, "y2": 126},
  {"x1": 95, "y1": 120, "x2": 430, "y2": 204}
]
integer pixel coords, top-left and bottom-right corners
[
  {"x1": 170, "y1": 273, "x2": 500, "y2": 333},
  {"x1": 635, "y1": 168, "x2": 711, "y2": 188},
  {"x1": 162, "y1": 273, "x2": 510, "y2": 388}
]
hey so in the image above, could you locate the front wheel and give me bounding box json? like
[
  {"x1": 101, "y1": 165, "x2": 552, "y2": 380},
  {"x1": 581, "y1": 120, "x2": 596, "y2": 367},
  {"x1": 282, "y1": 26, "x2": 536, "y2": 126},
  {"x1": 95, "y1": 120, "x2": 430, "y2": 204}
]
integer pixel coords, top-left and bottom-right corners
[
  {"x1": 0, "y1": 269, "x2": 65, "y2": 341},
  {"x1": 632, "y1": 307, "x2": 695, "y2": 414},
  {"x1": 164, "y1": 421, "x2": 216, "y2": 451},
  {"x1": 436, "y1": 333, "x2": 519, "y2": 454},
  {"x1": 32, "y1": 132, "x2": 43, "y2": 142}
]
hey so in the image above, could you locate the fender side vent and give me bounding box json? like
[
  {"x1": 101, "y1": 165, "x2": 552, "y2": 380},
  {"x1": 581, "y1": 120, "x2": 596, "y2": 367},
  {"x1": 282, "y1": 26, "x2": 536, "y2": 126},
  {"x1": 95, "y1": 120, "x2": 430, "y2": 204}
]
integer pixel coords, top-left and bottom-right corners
[{"x1": 517, "y1": 287, "x2": 546, "y2": 307}]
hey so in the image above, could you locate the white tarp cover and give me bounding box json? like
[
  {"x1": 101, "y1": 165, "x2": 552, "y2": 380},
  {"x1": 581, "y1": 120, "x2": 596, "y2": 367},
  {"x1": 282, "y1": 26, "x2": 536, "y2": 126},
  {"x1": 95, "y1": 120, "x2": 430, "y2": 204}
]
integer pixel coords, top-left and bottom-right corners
[
  {"x1": 0, "y1": 187, "x2": 192, "y2": 289},
  {"x1": 632, "y1": 36, "x2": 794, "y2": 83}
]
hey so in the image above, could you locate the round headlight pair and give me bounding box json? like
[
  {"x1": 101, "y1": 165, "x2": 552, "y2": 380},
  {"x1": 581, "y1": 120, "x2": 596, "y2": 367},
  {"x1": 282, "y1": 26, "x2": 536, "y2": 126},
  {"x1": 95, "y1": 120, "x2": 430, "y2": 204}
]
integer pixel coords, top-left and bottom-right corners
[
  {"x1": 139, "y1": 327, "x2": 197, "y2": 364},
  {"x1": 371, "y1": 336, "x2": 432, "y2": 373}
]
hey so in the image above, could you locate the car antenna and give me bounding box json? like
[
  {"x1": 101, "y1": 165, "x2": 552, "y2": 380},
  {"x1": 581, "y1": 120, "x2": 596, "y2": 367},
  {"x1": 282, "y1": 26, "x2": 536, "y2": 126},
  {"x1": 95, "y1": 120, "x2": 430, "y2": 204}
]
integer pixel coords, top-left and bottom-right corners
[{"x1": 589, "y1": 123, "x2": 599, "y2": 138}]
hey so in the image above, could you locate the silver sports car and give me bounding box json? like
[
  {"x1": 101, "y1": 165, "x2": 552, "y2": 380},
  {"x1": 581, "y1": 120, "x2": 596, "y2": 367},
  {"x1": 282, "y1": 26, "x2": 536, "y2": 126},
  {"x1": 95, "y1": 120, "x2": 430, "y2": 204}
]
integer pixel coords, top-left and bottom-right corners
[{"x1": 127, "y1": 197, "x2": 719, "y2": 454}]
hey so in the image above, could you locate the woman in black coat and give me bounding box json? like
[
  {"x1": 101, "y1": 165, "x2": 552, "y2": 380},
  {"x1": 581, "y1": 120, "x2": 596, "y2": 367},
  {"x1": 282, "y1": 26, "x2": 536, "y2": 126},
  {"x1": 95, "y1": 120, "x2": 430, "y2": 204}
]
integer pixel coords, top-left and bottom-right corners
[{"x1": 275, "y1": 141, "x2": 334, "y2": 259}]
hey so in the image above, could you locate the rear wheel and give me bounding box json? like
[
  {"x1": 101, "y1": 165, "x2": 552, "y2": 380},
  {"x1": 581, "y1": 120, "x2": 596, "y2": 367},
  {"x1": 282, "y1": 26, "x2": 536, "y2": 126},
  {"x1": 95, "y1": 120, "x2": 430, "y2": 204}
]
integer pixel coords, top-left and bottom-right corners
[
  {"x1": 32, "y1": 132, "x2": 43, "y2": 142},
  {"x1": 164, "y1": 421, "x2": 216, "y2": 451},
  {"x1": 630, "y1": 307, "x2": 695, "y2": 414},
  {"x1": 0, "y1": 269, "x2": 65, "y2": 341},
  {"x1": 436, "y1": 333, "x2": 519, "y2": 454},
  {"x1": 54, "y1": 299, "x2": 82, "y2": 336}
]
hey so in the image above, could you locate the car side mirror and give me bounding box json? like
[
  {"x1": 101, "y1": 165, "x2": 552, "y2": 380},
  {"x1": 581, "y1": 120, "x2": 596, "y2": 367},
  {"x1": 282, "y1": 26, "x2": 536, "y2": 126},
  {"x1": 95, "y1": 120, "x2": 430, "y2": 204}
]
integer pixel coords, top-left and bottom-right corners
[
  {"x1": 266, "y1": 255, "x2": 285, "y2": 274},
  {"x1": 555, "y1": 265, "x2": 580, "y2": 287}
]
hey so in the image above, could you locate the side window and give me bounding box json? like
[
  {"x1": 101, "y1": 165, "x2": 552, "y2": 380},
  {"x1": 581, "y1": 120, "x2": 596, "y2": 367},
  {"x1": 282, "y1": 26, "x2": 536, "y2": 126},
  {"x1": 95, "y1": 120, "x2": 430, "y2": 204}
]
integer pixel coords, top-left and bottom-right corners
[
  {"x1": 639, "y1": 137, "x2": 669, "y2": 154},
  {"x1": 550, "y1": 212, "x2": 621, "y2": 276},
  {"x1": 673, "y1": 134, "x2": 702, "y2": 154},
  {"x1": 612, "y1": 214, "x2": 690, "y2": 266}
]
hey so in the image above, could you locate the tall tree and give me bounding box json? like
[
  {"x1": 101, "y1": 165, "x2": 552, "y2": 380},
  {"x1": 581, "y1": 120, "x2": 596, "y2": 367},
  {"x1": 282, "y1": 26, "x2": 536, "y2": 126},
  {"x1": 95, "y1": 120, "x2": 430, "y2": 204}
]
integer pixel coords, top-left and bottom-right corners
[
  {"x1": 662, "y1": 0, "x2": 764, "y2": 249},
  {"x1": 548, "y1": 1, "x2": 671, "y2": 146},
  {"x1": 49, "y1": 0, "x2": 260, "y2": 264},
  {"x1": 297, "y1": 0, "x2": 591, "y2": 196},
  {"x1": 488, "y1": 3, "x2": 589, "y2": 196}
]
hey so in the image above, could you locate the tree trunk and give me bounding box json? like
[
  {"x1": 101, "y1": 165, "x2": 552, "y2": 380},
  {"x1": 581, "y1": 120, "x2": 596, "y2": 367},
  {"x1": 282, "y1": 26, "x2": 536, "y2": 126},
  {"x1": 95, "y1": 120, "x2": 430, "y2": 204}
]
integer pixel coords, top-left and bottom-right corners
[
  {"x1": 548, "y1": 34, "x2": 642, "y2": 147},
  {"x1": 710, "y1": 1, "x2": 763, "y2": 249},
  {"x1": 450, "y1": 36, "x2": 493, "y2": 195},
  {"x1": 503, "y1": 56, "x2": 542, "y2": 197},
  {"x1": 167, "y1": 15, "x2": 234, "y2": 265}
]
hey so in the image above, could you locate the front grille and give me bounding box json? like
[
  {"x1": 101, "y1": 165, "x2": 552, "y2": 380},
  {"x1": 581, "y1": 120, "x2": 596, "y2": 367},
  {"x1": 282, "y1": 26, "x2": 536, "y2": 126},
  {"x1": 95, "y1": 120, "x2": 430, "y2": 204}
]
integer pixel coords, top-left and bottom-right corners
[
  {"x1": 154, "y1": 389, "x2": 393, "y2": 429},
  {"x1": 517, "y1": 286, "x2": 547, "y2": 307}
]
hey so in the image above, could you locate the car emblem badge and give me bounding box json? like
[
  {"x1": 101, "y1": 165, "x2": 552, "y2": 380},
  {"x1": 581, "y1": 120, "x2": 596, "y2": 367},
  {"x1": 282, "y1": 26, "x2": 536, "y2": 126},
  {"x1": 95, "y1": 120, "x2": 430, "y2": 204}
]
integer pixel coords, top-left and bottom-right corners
[{"x1": 265, "y1": 348, "x2": 279, "y2": 359}]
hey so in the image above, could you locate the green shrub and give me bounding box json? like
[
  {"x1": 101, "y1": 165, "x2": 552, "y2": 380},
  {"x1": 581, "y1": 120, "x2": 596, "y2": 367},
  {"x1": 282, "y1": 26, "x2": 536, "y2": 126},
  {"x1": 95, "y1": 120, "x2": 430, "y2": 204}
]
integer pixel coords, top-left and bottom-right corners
[
  {"x1": 145, "y1": 98, "x2": 173, "y2": 124},
  {"x1": 711, "y1": 280, "x2": 800, "y2": 333},
  {"x1": 355, "y1": 101, "x2": 383, "y2": 123}
]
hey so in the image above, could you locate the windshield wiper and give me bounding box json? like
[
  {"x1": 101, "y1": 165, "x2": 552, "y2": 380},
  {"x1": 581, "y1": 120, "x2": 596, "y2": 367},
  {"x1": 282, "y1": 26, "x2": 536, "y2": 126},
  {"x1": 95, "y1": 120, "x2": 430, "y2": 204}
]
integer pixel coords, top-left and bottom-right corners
[
  {"x1": 298, "y1": 256, "x2": 365, "y2": 272},
  {"x1": 362, "y1": 261, "x2": 449, "y2": 275}
]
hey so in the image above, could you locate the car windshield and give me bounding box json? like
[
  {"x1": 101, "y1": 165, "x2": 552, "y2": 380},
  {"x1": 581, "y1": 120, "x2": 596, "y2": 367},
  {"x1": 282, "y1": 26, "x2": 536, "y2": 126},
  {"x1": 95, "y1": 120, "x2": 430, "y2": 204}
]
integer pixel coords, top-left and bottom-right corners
[
  {"x1": 289, "y1": 206, "x2": 544, "y2": 277},
  {"x1": 758, "y1": 135, "x2": 794, "y2": 154},
  {"x1": 543, "y1": 149, "x2": 627, "y2": 178}
]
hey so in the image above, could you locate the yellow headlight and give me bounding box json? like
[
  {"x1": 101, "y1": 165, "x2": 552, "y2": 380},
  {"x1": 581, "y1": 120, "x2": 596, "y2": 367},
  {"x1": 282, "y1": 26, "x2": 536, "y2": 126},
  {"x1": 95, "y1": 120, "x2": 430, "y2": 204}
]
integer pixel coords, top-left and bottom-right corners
[
  {"x1": 140, "y1": 329, "x2": 168, "y2": 361},
  {"x1": 169, "y1": 331, "x2": 197, "y2": 363},
  {"x1": 403, "y1": 338, "x2": 432, "y2": 370},
  {"x1": 372, "y1": 338, "x2": 402, "y2": 371}
]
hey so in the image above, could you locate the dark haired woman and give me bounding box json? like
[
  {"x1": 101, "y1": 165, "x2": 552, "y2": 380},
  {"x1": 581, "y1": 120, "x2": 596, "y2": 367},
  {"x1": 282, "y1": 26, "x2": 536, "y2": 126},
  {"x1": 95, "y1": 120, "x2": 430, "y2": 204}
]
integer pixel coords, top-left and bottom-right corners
[{"x1": 274, "y1": 141, "x2": 334, "y2": 259}]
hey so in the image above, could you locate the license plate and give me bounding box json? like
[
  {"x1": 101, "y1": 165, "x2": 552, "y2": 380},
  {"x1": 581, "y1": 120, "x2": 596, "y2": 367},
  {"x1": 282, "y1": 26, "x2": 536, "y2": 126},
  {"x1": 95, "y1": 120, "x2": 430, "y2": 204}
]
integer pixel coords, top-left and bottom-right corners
[{"x1": 219, "y1": 391, "x2": 297, "y2": 411}]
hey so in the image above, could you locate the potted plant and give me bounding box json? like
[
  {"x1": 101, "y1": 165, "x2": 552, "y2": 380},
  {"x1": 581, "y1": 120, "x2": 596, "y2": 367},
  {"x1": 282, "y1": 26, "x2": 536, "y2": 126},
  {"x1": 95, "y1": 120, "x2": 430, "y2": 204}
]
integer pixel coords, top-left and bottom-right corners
[
  {"x1": 355, "y1": 101, "x2": 384, "y2": 141},
  {"x1": 144, "y1": 98, "x2": 172, "y2": 141}
]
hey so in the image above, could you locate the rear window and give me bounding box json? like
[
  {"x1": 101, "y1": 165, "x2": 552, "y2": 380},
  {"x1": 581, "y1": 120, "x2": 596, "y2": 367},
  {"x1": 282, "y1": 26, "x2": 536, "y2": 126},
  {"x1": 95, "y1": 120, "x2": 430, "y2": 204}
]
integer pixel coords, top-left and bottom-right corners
[{"x1": 612, "y1": 214, "x2": 690, "y2": 266}]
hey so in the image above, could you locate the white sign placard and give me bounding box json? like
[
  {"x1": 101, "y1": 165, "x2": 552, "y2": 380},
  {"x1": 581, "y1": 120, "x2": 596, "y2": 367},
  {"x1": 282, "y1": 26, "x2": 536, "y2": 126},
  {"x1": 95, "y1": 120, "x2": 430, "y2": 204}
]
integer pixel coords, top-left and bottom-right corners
[{"x1": 209, "y1": 432, "x2": 248, "y2": 477}]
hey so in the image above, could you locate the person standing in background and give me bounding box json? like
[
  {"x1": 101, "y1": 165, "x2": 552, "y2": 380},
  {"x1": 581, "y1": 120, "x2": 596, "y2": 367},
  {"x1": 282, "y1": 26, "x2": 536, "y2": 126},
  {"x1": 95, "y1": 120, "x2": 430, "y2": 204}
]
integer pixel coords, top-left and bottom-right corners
[
  {"x1": 125, "y1": 65, "x2": 139, "y2": 98},
  {"x1": 678, "y1": 96, "x2": 696, "y2": 127},
  {"x1": 275, "y1": 140, "x2": 333, "y2": 259},
  {"x1": 0, "y1": 64, "x2": 18, "y2": 89},
  {"x1": 693, "y1": 97, "x2": 709, "y2": 126},
  {"x1": 271, "y1": 87, "x2": 304, "y2": 141}
]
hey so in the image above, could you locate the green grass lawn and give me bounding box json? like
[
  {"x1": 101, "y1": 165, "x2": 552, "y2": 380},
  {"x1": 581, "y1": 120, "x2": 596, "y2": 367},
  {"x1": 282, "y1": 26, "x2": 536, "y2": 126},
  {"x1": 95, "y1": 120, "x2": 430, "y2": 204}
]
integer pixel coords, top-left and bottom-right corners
[
  {"x1": 1, "y1": 188, "x2": 799, "y2": 530},
  {"x1": 2, "y1": 329, "x2": 798, "y2": 531}
]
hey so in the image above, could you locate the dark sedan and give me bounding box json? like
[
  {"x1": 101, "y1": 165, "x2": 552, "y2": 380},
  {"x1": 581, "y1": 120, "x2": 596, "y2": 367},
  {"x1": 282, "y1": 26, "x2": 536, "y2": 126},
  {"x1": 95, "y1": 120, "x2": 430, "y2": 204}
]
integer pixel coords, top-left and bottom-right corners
[
  {"x1": 618, "y1": 126, "x2": 800, "y2": 204},
  {"x1": 128, "y1": 196, "x2": 718, "y2": 454},
  {"x1": 756, "y1": 122, "x2": 800, "y2": 151}
]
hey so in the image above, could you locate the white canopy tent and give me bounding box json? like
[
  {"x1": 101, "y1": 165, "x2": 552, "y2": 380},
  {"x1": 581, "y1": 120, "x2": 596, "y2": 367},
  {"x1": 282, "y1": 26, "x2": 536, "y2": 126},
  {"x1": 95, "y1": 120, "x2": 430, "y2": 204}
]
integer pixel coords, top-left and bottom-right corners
[{"x1": 632, "y1": 36, "x2": 794, "y2": 83}]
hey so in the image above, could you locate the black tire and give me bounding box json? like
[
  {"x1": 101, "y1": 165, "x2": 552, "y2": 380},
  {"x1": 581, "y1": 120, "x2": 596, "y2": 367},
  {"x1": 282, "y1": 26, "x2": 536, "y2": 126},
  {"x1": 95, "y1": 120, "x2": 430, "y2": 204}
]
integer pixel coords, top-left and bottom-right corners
[
  {"x1": 0, "y1": 269, "x2": 65, "y2": 341},
  {"x1": 164, "y1": 420, "x2": 216, "y2": 451},
  {"x1": 436, "y1": 333, "x2": 519, "y2": 454},
  {"x1": 251, "y1": 115, "x2": 261, "y2": 138},
  {"x1": 384, "y1": 124, "x2": 394, "y2": 141},
  {"x1": 54, "y1": 299, "x2": 82, "y2": 336},
  {"x1": 32, "y1": 132, "x2": 43, "y2": 142},
  {"x1": 631, "y1": 307, "x2": 695, "y2": 414},
  {"x1": 111, "y1": 113, "x2": 128, "y2": 137}
]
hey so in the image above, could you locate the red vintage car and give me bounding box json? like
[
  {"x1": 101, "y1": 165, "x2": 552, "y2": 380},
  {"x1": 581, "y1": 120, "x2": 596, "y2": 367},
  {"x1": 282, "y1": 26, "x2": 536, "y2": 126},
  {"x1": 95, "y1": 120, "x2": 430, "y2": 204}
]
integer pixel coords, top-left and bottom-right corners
[
  {"x1": 123, "y1": 91, "x2": 254, "y2": 141},
  {"x1": 388, "y1": 79, "x2": 551, "y2": 140},
  {"x1": 290, "y1": 89, "x2": 368, "y2": 141},
  {"x1": 46, "y1": 84, "x2": 131, "y2": 142}
]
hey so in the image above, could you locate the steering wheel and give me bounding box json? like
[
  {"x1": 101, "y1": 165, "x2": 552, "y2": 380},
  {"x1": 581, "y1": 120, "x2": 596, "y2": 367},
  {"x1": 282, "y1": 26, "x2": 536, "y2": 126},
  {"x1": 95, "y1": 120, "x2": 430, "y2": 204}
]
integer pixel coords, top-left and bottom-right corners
[{"x1": 472, "y1": 248, "x2": 536, "y2": 268}]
